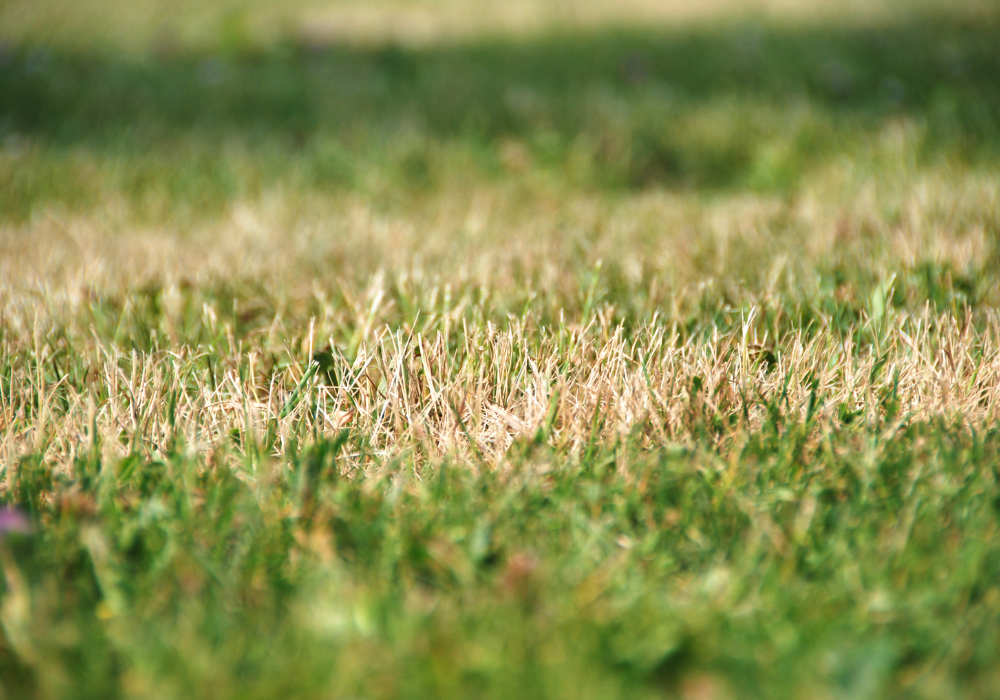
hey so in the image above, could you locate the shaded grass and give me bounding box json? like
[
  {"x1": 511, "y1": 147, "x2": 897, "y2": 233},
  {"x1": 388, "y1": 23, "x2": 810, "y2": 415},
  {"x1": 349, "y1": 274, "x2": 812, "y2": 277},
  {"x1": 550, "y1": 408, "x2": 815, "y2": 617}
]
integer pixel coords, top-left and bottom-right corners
[{"x1": 2, "y1": 10, "x2": 999, "y2": 221}]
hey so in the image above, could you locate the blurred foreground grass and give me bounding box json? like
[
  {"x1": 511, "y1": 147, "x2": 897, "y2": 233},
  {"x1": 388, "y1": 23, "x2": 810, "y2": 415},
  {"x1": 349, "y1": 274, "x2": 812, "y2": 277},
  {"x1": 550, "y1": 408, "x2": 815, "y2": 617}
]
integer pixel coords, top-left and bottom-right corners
[{"x1": 1, "y1": 1, "x2": 1000, "y2": 699}]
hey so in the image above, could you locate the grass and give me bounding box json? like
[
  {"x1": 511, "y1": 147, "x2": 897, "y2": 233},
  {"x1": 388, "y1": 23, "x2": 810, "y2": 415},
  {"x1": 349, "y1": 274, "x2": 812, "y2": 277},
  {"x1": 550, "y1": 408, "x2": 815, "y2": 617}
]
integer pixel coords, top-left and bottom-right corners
[{"x1": 1, "y1": 1, "x2": 1000, "y2": 698}]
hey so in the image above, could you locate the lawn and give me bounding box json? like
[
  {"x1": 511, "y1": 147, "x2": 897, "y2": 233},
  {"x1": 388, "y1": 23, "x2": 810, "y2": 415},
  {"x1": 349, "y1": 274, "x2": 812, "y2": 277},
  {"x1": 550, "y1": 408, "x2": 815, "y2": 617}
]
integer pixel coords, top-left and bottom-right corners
[{"x1": 1, "y1": 1, "x2": 999, "y2": 698}]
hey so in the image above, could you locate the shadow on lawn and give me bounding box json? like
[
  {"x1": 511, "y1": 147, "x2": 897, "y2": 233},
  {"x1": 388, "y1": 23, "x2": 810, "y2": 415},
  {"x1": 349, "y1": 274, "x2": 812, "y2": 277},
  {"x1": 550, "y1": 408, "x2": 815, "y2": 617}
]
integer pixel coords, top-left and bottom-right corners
[{"x1": 1, "y1": 7, "x2": 998, "y2": 208}]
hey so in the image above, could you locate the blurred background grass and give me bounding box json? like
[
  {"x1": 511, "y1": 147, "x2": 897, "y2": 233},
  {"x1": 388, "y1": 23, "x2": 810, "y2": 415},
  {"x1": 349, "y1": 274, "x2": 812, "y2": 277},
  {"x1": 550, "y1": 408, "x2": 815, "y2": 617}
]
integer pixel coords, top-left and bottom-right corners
[
  {"x1": 2, "y1": 0, "x2": 999, "y2": 362},
  {"x1": 1, "y1": 0, "x2": 998, "y2": 224}
]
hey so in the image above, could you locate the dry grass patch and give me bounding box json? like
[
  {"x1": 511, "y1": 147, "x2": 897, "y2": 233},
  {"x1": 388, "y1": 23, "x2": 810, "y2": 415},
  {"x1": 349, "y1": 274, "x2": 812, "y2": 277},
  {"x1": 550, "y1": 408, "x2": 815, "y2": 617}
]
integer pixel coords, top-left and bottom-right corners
[{"x1": 1, "y1": 2, "x2": 1000, "y2": 698}]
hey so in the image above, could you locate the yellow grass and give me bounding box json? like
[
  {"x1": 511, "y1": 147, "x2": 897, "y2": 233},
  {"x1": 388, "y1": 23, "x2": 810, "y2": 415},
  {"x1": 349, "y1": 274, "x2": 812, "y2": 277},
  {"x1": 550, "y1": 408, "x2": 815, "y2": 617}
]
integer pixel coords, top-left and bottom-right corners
[{"x1": 3, "y1": 161, "x2": 998, "y2": 477}]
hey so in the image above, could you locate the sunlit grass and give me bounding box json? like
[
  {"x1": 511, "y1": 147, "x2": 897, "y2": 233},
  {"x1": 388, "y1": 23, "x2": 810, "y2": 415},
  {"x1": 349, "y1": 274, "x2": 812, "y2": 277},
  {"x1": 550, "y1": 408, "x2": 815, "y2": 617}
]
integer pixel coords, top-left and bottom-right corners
[{"x1": 1, "y1": 1, "x2": 999, "y2": 699}]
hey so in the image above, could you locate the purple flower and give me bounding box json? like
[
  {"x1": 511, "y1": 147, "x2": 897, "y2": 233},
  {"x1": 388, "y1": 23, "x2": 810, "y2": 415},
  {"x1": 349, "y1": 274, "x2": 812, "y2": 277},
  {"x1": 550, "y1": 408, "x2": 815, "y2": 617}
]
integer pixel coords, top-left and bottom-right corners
[{"x1": 0, "y1": 506, "x2": 32, "y2": 535}]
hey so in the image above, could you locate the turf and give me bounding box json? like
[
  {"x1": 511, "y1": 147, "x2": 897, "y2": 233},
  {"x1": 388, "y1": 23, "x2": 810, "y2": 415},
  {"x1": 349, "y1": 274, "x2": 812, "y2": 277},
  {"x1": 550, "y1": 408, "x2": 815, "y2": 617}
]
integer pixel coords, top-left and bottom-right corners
[{"x1": 1, "y1": 1, "x2": 999, "y2": 698}]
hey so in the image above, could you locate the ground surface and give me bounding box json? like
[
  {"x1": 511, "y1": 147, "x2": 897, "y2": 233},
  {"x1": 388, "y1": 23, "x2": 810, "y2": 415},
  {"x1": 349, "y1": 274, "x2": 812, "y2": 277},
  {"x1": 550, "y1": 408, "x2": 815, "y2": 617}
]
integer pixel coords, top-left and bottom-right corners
[{"x1": 1, "y1": 1, "x2": 1000, "y2": 698}]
